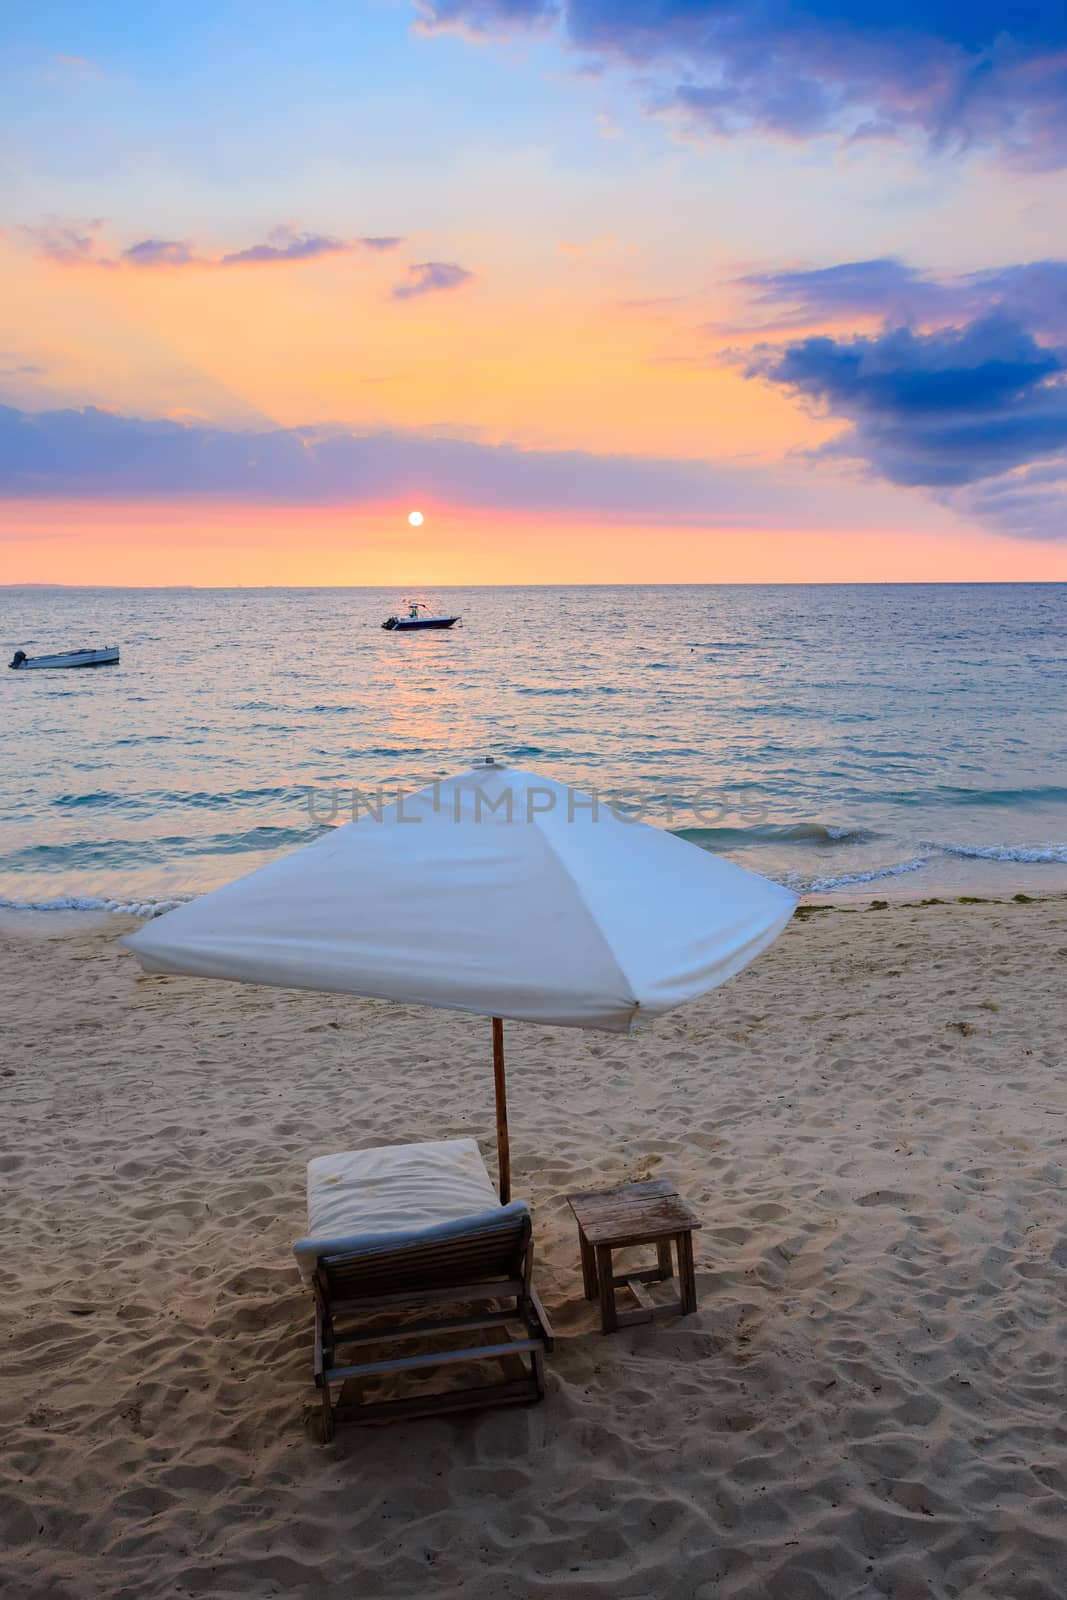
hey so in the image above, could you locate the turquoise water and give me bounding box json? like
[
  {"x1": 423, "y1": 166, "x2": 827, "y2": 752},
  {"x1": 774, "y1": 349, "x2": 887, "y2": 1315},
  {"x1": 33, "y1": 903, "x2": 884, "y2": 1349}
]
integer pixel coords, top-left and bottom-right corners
[{"x1": 2, "y1": 583, "x2": 1066, "y2": 912}]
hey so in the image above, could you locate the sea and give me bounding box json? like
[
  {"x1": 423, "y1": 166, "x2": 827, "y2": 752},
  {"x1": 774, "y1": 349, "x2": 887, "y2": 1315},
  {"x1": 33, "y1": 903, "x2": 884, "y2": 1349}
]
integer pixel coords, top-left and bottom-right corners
[{"x1": 2, "y1": 583, "x2": 1066, "y2": 917}]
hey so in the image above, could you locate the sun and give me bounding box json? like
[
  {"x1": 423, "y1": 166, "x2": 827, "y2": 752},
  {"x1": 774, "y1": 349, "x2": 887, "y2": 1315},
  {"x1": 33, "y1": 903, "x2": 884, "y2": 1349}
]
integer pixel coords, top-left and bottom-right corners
[{"x1": 407, "y1": 510, "x2": 424, "y2": 527}]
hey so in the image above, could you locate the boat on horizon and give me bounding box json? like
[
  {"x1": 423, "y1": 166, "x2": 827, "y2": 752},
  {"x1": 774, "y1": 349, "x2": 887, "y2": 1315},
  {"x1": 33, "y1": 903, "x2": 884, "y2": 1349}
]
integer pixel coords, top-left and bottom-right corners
[
  {"x1": 382, "y1": 603, "x2": 461, "y2": 632},
  {"x1": 9, "y1": 646, "x2": 120, "y2": 671}
]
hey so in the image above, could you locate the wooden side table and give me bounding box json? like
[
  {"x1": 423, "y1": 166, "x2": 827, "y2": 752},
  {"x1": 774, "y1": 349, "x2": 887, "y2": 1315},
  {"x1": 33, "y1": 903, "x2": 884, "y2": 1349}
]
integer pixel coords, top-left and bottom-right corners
[{"x1": 566, "y1": 1179, "x2": 702, "y2": 1334}]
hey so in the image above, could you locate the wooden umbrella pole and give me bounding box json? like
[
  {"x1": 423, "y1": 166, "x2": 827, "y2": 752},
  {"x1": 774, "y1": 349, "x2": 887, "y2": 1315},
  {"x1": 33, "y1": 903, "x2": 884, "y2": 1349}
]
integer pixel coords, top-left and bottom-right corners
[{"x1": 491, "y1": 1016, "x2": 511, "y2": 1204}]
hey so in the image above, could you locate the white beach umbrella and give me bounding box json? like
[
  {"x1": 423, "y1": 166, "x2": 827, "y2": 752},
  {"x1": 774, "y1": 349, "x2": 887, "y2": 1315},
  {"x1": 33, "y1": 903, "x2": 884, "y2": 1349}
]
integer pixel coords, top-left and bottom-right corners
[{"x1": 124, "y1": 761, "x2": 795, "y2": 1199}]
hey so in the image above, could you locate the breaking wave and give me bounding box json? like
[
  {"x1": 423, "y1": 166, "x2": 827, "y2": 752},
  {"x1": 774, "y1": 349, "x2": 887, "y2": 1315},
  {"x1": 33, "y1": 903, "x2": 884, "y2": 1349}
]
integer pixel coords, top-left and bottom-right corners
[
  {"x1": 0, "y1": 894, "x2": 184, "y2": 918},
  {"x1": 930, "y1": 841, "x2": 1067, "y2": 864},
  {"x1": 795, "y1": 857, "x2": 930, "y2": 893}
]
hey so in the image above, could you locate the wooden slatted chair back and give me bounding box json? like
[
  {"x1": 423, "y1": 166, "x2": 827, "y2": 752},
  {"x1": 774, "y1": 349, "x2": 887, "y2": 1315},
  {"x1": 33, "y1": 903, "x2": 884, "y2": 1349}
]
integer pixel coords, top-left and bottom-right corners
[{"x1": 319, "y1": 1214, "x2": 531, "y2": 1302}]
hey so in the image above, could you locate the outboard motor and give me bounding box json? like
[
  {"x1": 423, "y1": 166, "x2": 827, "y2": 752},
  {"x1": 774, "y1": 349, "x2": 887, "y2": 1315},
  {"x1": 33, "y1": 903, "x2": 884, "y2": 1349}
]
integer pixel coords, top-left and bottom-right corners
[
  {"x1": 382, "y1": 617, "x2": 398, "y2": 631},
  {"x1": 9, "y1": 650, "x2": 26, "y2": 669}
]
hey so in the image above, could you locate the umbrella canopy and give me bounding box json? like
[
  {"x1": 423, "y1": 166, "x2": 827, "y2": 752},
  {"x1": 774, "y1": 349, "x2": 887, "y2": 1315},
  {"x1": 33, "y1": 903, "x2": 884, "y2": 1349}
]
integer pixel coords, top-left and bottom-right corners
[
  {"x1": 125, "y1": 761, "x2": 795, "y2": 1031},
  {"x1": 124, "y1": 761, "x2": 796, "y2": 1198}
]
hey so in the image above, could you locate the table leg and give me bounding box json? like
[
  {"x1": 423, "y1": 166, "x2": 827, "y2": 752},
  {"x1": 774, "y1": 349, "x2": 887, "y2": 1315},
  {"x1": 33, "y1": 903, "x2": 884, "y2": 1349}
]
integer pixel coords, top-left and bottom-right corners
[
  {"x1": 595, "y1": 1244, "x2": 617, "y2": 1333},
  {"x1": 656, "y1": 1240, "x2": 674, "y2": 1281},
  {"x1": 579, "y1": 1230, "x2": 599, "y2": 1300},
  {"x1": 677, "y1": 1230, "x2": 698, "y2": 1315}
]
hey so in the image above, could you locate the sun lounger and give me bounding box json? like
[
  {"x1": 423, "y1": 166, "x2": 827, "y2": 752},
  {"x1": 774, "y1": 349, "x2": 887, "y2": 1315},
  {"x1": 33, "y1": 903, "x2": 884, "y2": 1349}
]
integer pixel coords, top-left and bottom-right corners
[{"x1": 293, "y1": 1138, "x2": 553, "y2": 1437}]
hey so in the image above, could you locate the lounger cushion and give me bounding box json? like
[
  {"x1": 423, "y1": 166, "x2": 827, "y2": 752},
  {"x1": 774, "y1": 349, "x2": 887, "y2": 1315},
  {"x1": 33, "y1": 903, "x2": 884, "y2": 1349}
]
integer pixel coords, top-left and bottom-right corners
[{"x1": 293, "y1": 1138, "x2": 527, "y2": 1282}]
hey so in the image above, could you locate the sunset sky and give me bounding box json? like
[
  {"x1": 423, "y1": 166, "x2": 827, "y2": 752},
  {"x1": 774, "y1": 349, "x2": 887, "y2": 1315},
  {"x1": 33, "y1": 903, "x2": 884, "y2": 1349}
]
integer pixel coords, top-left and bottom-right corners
[{"x1": 3, "y1": 1, "x2": 1067, "y2": 583}]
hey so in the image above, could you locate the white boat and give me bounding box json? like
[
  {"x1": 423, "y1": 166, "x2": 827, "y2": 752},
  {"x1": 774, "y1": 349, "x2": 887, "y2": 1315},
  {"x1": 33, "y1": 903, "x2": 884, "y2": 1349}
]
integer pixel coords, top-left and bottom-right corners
[
  {"x1": 382, "y1": 603, "x2": 461, "y2": 632},
  {"x1": 9, "y1": 646, "x2": 120, "y2": 670}
]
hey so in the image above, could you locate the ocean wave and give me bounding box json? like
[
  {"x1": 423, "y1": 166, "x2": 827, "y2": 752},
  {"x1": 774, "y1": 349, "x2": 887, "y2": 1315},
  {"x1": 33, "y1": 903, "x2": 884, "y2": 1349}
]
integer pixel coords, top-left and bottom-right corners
[
  {"x1": 182, "y1": 786, "x2": 300, "y2": 809},
  {"x1": 49, "y1": 785, "x2": 299, "y2": 813},
  {"x1": 358, "y1": 747, "x2": 432, "y2": 758},
  {"x1": 744, "y1": 703, "x2": 824, "y2": 719},
  {"x1": 893, "y1": 784, "x2": 1067, "y2": 809},
  {"x1": 0, "y1": 894, "x2": 184, "y2": 918},
  {"x1": 516, "y1": 686, "x2": 588, "y2": 697},
  {"x1": 0, "y1": 823, "x2": 329, "y2": 873},
  {"x1": 799, "y1": 857, "x2": 930, "y2": 893},
  {"x1": 51, "y1": 791, "x2": 130, "y2": 811},
  {"x1": 929, "y1": 841, "x2": 1067, "y2": 864},
  {"x1": 679, "y1": 822, "x2": 878, "y2": 847}
]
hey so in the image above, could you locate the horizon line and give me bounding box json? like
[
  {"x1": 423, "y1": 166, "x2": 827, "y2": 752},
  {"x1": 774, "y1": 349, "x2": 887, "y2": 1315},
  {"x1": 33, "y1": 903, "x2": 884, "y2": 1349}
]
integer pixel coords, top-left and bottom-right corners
[{"x1": 2, "y1": 580, "x2": 1066, "y2": 592}]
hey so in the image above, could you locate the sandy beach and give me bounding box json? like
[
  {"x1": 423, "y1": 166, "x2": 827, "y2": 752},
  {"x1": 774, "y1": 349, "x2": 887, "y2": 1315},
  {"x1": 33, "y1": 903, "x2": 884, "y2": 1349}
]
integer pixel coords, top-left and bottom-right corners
[{"x1": 2, "y1": 895, "x2": 1066, "y2": 1599}]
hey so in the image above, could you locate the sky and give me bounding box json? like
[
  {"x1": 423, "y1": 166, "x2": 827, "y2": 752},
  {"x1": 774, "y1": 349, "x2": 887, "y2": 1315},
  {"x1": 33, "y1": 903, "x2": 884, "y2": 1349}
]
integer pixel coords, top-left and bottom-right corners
[{"x1": 2, "y1": 0, "x2": 1067, "y2": 583}]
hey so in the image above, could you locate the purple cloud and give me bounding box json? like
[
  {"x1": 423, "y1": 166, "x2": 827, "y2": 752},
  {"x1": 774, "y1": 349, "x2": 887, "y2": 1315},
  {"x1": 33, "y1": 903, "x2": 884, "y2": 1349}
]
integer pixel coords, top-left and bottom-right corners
[
  {"x1": 745, "y1": 313, "x2": 1067, "y2": 537},
  {"x1": 391, "y1": 261, "x2": 475, "y2": 300},
  {"x1": 415, "y1": 0, "x2": 1067, "y2": 169},
  {"x1": 726, "y1": 259, "x2": 953, "y2": 332},
  {"x1": 4, "y1": 392, "x2": 1062, "y2": 537},
  {"x1": 964, "y1": 262, "x2": 1067, "y2": 339},
  {"x1": 121, "y1": 238, "x2": 200, "y2": 268},
  {"x1": 0, "y1": 401, "x2": 839, "y2": 529},
  {"x1": 221, "y1": 228, "x2": 350, "y2": 265},
  {"x1": 20, "y1": 220, "x2": 106, "y2": 266},
  {"x1": 724, "y1": 255, "x2": 1067, "y2": 534},
  {"x1": 17, "y1": 220, "x2": 405, "y2": 270},
  {"x1": 727, "y1": 257, "x2": 1067, "y2": 341},
  {"x1": 956, "y1": 460, "x2": 1067, "y2": 540},
  {"x1": 418, "y1": 0, "x2": 557, "y2": 31}
]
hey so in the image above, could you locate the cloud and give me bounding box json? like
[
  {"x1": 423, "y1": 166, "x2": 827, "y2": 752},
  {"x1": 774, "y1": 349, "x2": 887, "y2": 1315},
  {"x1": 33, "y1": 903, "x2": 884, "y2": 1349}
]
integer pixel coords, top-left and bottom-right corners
[
  {"x1": 727, "y1": 256, "x2": 1067, "y2": 534},
  {"x1": 955, "y1": 461, "x2": 1067, "y2": 539},
  {"x1": 16, "y1": 220, "x2": 406, "y2": 270},
  {"x1": 391, "y1": 261, "x2": 474, "y2": 299},
  {"x1": 20, "y1": 220, "x2": 107, "y2": 266},
  {"x1": 220, "y1": 227, "x2": 352, "y2": 265},
  {"x1": 0, "y1": 401, "x2": 838, "y2": 527},
  {"x1": 745, "y1": 312, "x2": 1067, "y2": 534},
  {"x1": 726, "y1": 256, "x2": 1067, "y2": 340},
  {"x1": 46, "y1": 54, "x2": 102, "y2": 78},
  {"x1": 417, "y1": 0, "x2": 557, "y2": 35},
  {"x1": 963, "y1": 262, "x2": 1067, "y2": 343},
  {"x1": 415, "y1": 0, "x2": 1067, "y2": 168},
  {"x1": 725, "y1": 259, "x2": 954, "y2": 332},
  {"x1": 749, "y1": 317, "x2": 1061, "y2": 450},
  {"x1": 121, "y1": 238, "x2": 200, "y2": 268},
  {"x1": 0, "y1": 356, "x2": 46, "y2": 377}
]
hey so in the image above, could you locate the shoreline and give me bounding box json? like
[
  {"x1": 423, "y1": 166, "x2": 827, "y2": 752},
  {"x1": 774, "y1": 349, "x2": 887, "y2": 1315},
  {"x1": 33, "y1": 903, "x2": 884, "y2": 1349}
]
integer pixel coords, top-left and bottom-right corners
[{"x1": 3, "y1": 882, "x2": 1067, "y2": 939}]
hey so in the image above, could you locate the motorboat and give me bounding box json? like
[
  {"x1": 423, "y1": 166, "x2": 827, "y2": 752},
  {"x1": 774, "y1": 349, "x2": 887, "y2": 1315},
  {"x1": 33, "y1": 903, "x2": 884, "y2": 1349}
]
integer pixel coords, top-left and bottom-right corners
[
  {"x1": 9, "y1": 646, "x2": 120, "y2": 670},
  {"x1": 382, "y1": 603, "x2": 460, "y2": 632}
]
